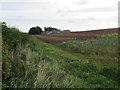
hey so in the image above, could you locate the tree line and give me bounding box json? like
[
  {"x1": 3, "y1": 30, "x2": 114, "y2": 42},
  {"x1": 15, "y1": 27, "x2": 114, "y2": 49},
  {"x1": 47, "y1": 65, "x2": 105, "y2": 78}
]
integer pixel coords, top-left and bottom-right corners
[{"x1": 28, "y1": 26, "x2": 60, "y2": 34}]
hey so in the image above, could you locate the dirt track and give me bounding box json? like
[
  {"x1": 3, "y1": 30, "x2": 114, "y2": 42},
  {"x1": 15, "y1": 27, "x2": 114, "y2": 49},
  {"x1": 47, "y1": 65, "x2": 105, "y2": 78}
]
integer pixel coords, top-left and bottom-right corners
[{"x1": 35, "y1": 28, "x2": 119, "y2": 44}]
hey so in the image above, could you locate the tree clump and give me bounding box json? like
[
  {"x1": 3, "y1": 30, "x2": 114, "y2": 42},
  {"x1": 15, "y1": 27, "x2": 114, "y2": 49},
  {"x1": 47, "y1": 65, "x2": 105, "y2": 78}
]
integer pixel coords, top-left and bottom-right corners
[
  {"x1": 44, "y1": 27, "x2": 60, "y2": 32},
  {"x1": 28, "y1": 26, "x2": 43, "y2": 34}
]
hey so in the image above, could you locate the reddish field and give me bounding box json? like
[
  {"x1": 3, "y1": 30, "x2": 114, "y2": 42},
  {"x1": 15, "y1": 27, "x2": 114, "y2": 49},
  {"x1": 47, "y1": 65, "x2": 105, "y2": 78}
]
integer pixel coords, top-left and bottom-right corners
[{"x1": 35, "y1": 28, "x2": 119, "y2": 44}]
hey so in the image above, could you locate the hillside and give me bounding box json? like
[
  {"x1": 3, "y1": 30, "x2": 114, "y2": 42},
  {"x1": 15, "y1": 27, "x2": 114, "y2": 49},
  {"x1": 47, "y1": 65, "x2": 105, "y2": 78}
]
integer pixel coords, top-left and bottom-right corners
[{"x1": 2, "y1": 23, "x2": 120, "y2": 88}]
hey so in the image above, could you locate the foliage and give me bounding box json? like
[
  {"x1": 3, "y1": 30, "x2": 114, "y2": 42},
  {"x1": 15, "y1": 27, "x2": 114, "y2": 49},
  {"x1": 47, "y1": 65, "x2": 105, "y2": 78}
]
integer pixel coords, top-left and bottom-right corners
[
  {"x1": 2, "y1": 23, "x2": 31, "y2": 88},
  {"x1": 28, "y1": 26, "x2": 43, "y2": 34},
  {"x1": 2, "y1": 24, "x2": 30, "y2": 51},
  {"x1": 44, "y1": 27, "x2": 60, "y2": 32}
]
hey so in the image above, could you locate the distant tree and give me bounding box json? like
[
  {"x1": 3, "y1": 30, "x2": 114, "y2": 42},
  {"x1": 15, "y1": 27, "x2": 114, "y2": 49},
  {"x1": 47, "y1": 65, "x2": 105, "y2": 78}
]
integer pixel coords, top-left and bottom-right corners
[
  {"x1": 44, "y1": 27, "x2": 47, "y2": 32},
  {"x1": 44, "y1": 27, "x2": 60, "y2": 32},
  {"x1": 2, "y1": 22, "x2": 6, "y2": 26},
  {"x1": 28, "y1": 26, "x2": 43, "y2": 34}
]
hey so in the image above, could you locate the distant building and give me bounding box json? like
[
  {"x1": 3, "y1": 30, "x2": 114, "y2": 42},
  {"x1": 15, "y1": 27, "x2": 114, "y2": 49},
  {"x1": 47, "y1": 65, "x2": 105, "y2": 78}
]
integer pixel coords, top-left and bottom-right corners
[
  {"x1": 63, "y1": 30, "x2": 71, "y2": 32},
  {"x1": 42, "y1": 30, "x2": 61, "y2": 34},
  {"x1": 41, "y1": 29, "x2": 70, "y2": 35}
]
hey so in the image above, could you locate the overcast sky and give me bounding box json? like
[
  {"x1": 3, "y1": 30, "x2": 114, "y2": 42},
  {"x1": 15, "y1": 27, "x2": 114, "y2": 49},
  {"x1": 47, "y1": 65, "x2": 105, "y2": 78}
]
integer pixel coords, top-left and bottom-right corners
[{"x1": 0, "y1": 0, "x2": 119, "y2": 32}]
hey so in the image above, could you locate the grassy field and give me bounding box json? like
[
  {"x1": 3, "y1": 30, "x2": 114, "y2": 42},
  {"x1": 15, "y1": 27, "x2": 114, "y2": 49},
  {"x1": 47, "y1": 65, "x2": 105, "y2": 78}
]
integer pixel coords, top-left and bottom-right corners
[
  {"x1": 2, "y1": 23, "x2": 120, "y2": 88},
  {"x1": 59, "y1": 34, "x2": 119, "y2": 64}
]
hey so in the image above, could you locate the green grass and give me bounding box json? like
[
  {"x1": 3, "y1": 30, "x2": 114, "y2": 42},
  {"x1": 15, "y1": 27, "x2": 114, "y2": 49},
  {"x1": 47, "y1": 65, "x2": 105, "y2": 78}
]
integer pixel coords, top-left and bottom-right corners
[
  {"x1": 58, "y1": 34, "x2": 119, "y2": 64},
  {"x1": 26, "y1": 36, "x2": 119, "y2": 88},
  {"x1": 2, "y1": 23, "x2": 120, "y2": 88}
]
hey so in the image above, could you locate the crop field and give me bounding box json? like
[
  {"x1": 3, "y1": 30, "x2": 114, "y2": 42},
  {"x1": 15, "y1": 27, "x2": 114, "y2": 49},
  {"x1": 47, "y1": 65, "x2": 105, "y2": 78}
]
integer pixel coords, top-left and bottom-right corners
[{"x1": 35, "y1": 28, "x2": 119, "y2": 44}]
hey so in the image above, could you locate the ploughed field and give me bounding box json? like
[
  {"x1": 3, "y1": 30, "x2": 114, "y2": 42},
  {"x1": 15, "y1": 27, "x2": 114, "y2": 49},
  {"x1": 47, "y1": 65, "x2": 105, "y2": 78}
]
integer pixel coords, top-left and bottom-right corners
[{"x1": 35, "y1": 28, "x2": 119, "y2": 44}]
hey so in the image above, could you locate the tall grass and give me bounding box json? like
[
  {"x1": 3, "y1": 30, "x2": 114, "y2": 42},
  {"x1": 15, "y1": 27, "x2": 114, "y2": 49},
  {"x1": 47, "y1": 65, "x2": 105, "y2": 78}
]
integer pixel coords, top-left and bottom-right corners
[
  {"x1": 60, "y1": 34, "x2": 118, "y2": 56},
  {"x1": 58, "y1": 33, "x2": 119, "y2": 88}
]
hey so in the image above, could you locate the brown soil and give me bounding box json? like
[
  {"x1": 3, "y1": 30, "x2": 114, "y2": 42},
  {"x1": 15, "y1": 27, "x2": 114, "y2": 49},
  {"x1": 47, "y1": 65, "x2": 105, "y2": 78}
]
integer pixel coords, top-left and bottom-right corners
[{"x1": 34, "y1": 28, "x2": 119, "y2": 44}]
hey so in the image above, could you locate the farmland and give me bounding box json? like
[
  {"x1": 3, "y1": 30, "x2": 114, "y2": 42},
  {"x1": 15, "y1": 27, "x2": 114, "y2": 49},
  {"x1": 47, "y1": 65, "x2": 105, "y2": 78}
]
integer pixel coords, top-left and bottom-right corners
[
  {"x1": 2, "y1": 23, "x2": 120, "y2": 89},
  {"x1": 35, "y1": 28, "x2": 119, "y2": 44}
]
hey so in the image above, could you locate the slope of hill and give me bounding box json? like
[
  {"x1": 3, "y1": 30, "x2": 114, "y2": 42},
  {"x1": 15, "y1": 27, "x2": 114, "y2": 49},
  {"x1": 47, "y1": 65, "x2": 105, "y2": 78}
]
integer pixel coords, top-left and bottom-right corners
[{"x1": 2, "y1": 24, "x2": 119, "y2": 88}]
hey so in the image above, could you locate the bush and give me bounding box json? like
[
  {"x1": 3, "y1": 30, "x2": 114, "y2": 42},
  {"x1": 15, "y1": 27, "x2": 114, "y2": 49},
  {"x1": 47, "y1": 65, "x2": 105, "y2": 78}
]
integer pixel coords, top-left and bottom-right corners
[{"x1": 2, "y1": 23, "x2": 31, "y2": 88}]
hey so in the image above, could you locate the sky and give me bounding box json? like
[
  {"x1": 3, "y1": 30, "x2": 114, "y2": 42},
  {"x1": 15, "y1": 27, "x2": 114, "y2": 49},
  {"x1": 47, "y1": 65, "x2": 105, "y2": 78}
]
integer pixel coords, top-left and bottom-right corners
[{"x1": 0, "y1": 0, "x2": 119, "y2": 32}]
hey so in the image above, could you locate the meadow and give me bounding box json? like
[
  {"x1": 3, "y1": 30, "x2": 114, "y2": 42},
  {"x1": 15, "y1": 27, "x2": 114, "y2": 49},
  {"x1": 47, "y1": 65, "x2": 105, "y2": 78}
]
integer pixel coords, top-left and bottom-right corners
[{"x1": 1, "y1": 23, "x2": 120, "y2": 88}]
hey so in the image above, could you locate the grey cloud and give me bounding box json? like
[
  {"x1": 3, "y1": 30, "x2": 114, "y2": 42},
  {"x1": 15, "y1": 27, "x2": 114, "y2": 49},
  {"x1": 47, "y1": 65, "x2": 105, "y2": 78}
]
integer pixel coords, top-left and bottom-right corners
[
  {"x1": 77, "y1": 7, "x2": 117, "y2": 12},
  {"x1": 1, "y1": 1, "x2": 51, "y2": 11},
  {"x1": 64, "y1": 16, "x2": 117, "y2": 24},
  {"x1": 57, "y1": 7, "x2": 117, "y2": 14},
  {"x1": 76, "y1": 0, "x2": 89, "y2": 5},
  {"x1": 67, "y1": 17, "x2": 96, "y2": 22}
]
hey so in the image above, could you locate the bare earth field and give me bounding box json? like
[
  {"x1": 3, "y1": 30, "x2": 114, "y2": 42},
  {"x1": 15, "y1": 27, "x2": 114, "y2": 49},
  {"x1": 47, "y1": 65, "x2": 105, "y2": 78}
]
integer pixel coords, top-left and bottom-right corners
[{"x1": 35, "y1": 28, "x2": 119, "y2": 44}]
